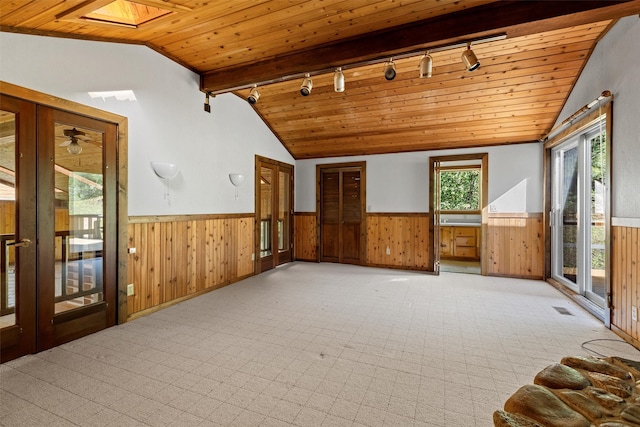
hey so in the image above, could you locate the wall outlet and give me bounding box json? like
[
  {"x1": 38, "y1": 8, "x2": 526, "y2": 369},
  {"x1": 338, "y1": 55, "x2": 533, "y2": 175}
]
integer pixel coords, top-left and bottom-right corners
[
  {"x1": 489, "y1": 204, "x2": 498, "y2": 212},
  {"x1": 386, "y1": 246, "x2": 391, "y2": 255},
  {"x1": 127, "y1": 283, "x2": 134, "y2": 296},
  {"x1": 251, "y1": 253, "x2": 255, "y2": 261},
  {"x1": 128, "y1": 247, "x2": 136, "y2": 254},
  {"x1": 633, "y1": 306, "x2": 638, "y2": 322}
]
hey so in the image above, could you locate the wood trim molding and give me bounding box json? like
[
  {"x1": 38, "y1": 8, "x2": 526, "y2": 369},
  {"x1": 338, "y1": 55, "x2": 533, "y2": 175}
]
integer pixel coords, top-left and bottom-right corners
[
  {"x1": 294, "y1": 212, "x2": 316, "y2": 216},
  {"x1": 612, "y1": 218, "x2": 640, "y2": 228},
  {"x1": 488, "y1": 212, "x2": 543, "y2": 218},
  {"x1": 128, "y1": 213, "x2": 255, "y2": 224},
  {"x1": 366, "y1": 212, "x2": 428, "y2": 217}
]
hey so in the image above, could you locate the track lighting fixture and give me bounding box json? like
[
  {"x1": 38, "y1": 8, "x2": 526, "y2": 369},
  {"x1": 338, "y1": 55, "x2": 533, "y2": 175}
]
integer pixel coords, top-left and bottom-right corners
[
  {"x1": 247, "y1": 85, "x2": 260, "y2": 104},
  {"x1": 419, "y1": 52, "x2": 433, "y2": 78},
  {"x1": 300, "y1": 73, "x2": 313, "y2": 96},
  {"x1": 461, "y1": 42, "x2": 480, "y2": 71},
  {"x1": 204, "y1": 92, "x2": 211, "y2": 113},
  {"x1": 383, "y1": 59, "x2": 396, "y2": 81},
  {"x1": 334, "y1": 67, "x2": 345, "y2": 93}
]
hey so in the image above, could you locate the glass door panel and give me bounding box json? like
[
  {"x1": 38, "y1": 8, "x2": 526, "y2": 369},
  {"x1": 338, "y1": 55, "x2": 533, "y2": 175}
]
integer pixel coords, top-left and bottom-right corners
[
  {"x1": 587, "y1": 130, "x2": 607, "y2": 304},
  {"x1": 559, "y1": 145, "x2": 579, "y2": 289},
  {"x1": 260, "y1": 166, "x2": 273, "y2": 260},
  {"x1": 277, "y1": 169, "x2": 291, "y2": 264},
  {"x1": 53, "y1": 122, "x2": 104, "y2": 314},
  {"x1": 0, "y1": 111, "x2": 17, "y2": 328}
]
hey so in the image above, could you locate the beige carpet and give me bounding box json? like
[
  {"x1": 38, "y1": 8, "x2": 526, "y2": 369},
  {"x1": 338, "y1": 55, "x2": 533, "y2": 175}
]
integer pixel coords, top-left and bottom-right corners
[{"x1": 1, "y1": 262, "x2": 638, "y2": 426}]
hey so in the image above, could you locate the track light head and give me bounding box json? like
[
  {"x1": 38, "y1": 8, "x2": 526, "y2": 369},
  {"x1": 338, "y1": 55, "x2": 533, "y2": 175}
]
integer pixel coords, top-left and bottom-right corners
[
  {"x1": 300, "y1": 73, "x2": 313, "y2": 96},
  {"x1": 462, "y1": 43, "x2": 480, "y2": 71},
  {"x1": 383, "y1": 59, "x2": 396, "y2": 81},
  {"x1": 334, "y1": 67, "x2": 345, "y2": 92},
  {"x1": 419, "y1": 53, "x2": 433, "y2": 78},
  {"x1": 247, "y1": 85, "x2": 260, "y2": 104}
]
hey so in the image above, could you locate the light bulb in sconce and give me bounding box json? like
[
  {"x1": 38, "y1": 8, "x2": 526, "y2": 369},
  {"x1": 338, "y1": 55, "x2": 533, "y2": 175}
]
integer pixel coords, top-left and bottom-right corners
[
  {"x1": 229, "y1": 174, "x2": 245, "y2": 199},
  {"x1": 151, "y1": 161, "x2": 180, "y2": 204}
]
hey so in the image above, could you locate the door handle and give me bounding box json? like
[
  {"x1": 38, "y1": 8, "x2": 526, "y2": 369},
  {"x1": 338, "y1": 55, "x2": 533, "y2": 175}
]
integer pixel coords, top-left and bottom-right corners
[{"x1": 7, "y1": 238, "x2": 32, "y2": 248}]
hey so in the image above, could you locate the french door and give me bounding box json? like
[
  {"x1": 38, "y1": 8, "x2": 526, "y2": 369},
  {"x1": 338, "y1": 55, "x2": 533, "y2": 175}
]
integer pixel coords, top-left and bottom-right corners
[
  {"x1": 0, "y1": 96, "x2": 117, "y2": 362},
  {"x1": 318, "y1": 163, "x2": 366, "y2": 265},
  {"x1": 551, "y1": 121, "x2": 608, "y2": 310},
  {"x1": 256, "y1": 156, "x2": 293, "y2": 273}
]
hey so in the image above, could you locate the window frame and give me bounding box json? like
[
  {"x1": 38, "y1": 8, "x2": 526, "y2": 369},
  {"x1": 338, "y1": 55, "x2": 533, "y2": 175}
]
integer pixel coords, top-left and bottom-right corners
[{"x1": 438, "y1": 164, "x2": 482, "y2": 214}]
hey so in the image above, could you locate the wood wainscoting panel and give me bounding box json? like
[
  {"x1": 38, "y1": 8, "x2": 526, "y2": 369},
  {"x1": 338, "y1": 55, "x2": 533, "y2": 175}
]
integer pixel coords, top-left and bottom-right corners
[
  {"x1": 294, "y1": 212, "x2": 317, "y2": 261},
  {"x1": 612, "y1": 225, "x2": 640, "y2": 342},
  {"x1": 127, "y1": 215, "x2": 254, "y2": 317},
  {"x1": 366, "y1": 213, "x2": 429, "y2": 270},
  {"x1": 487, "y1": 213, "x2": 543, "y2": 279}
]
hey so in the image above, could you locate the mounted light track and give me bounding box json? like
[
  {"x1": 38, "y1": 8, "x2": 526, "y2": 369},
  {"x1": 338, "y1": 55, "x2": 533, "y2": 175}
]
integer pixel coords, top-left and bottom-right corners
[{"x1": 201, "y1": 34, "x2": 505, "y2": 98}]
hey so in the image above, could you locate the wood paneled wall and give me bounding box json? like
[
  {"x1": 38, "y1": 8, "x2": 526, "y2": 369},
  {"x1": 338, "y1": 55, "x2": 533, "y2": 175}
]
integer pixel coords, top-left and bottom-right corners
[
  {"x1": 486, "y1": 213, "x2": 544, "y2": 279},
  {"x1": 294, "y1": 213, "x2": 317, "y2": 261},
  {"x1": 366, "y1": 214, "x2": 430, "y2": 270},
  {"x1": 126, "y1": 215, "x2": 254, "y2": 317},
  {"x1": 612, "y1": 225, "x2": 640, "y2": 342}
]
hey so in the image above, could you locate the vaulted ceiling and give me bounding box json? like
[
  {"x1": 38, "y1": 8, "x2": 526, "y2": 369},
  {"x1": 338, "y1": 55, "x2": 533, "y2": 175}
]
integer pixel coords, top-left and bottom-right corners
[{"x1": 2, "y1": 0, "x2": 640, "y2": 158}]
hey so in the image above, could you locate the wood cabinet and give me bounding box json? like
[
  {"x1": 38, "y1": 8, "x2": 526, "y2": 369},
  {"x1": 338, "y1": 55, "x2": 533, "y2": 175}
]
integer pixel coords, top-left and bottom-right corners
[{"x1": 439, "y1": 226, "x2": 480, "y2": 259}]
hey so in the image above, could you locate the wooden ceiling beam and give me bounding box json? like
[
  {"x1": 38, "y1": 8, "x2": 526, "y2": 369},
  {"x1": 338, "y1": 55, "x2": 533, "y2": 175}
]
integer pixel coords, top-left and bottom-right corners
[{"x1": 200, "y1": 0, "x2": 639, "y2": 94}]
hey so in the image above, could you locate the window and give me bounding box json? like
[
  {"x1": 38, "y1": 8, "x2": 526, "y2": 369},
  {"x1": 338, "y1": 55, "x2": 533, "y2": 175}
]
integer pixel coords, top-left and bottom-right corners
[{"x1": 439, "y1": 167, "x2": 481, "y2": 212}]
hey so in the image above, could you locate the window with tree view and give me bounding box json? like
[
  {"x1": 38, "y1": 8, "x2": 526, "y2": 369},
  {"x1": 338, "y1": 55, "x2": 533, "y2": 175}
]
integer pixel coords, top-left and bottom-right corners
[{"x1": 439, "y1": 168, "x2": 480, "y2": 212}]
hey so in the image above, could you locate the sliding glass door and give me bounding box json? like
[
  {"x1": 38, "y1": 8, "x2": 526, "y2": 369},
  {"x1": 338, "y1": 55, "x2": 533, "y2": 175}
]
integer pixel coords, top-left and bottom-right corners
[{"x1": 551, "y1": 121, "x2": 607, "y2": 308}]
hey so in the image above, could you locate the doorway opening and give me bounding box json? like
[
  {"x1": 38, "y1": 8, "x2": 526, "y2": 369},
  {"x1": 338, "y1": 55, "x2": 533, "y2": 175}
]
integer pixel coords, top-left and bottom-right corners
[
  {"x1": 550, "y1": 118, "x2": 608, "y2": 312},
  {"x1": 1, "y1": 87, "x2": 126, "y2": 363},
  {"x1": 429, "y1": 153, "x2": 488, "y2": 275},
  {"x1": 255, "y1": 156, "x2": 293, "y2": 274}
]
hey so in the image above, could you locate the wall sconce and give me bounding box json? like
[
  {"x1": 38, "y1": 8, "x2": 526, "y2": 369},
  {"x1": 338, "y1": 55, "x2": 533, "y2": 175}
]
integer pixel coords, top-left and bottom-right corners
[
  {"x1": 229, "y1": 173, "x2": 245, "y2": 199},
  {"x1": 151, "y1": 161, "x2": 179, "y2": 203}
]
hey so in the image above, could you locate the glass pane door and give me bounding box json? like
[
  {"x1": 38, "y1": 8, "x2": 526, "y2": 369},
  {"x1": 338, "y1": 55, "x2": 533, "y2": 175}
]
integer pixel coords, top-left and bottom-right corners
[
  {"x1": 553, "y1": 143, "x2": 580, "y2": 292},
  {"x1": 551, "y1": 121, "x2": 607, "y2": 309},
  {"x1": 0, "y1": 96, "x2": 37, "y2": 363}
]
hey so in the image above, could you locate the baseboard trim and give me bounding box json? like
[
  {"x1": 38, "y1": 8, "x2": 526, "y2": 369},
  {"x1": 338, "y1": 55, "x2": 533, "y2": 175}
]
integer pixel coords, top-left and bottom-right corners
[{"x1": 126, "y1": 272, "x2": 254, "y2": 321}]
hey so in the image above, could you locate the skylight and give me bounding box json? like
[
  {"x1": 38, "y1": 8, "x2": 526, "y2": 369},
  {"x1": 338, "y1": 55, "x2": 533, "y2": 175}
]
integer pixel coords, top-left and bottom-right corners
[
  {"x1": 82, "y1": 0, "x2": 172, "y2": 28},
  {"x1": 88, "y1": 90, "x2": 137, "y2": 102}
]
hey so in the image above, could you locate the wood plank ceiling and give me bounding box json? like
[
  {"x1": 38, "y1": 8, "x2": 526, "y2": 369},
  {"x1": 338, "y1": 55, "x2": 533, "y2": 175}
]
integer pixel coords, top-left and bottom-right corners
[{"x1": 2, "y1": 0, "x2": 640, "y2": 159}]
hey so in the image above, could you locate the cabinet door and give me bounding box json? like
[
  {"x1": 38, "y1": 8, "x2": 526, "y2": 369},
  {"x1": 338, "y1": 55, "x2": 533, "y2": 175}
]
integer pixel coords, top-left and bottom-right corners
[{"x1": 440, "y1": 227, "x2": 452, "y2": 256}]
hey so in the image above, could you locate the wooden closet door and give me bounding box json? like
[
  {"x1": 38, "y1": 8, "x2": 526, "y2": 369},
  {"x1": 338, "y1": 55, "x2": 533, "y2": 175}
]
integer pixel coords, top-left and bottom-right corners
[
  {"x1": 321, "y1": 171, "x2": 340, "y2": 262},
  {"x1": 319, "y1": 164, "x2": 365, "y2": 265},
  {"x1": 341, "y1": 170, "x2": 362, "y2": 264}
]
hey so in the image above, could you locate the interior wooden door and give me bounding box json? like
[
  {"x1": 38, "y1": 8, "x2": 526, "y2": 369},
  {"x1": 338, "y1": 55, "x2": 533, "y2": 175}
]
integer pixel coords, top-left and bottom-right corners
[
  {"x1": 0, "y1": 95, "x2": 38, "y2": 363},
  {"x1": 37, "y1": 107, "x2": 117, "y2": 350},
  {"x1": 256, "y1": 157, "x2": 293, "y2": 273},
  {"x1": 319, "y1": 164, "x2": 365, "y2": 265}
]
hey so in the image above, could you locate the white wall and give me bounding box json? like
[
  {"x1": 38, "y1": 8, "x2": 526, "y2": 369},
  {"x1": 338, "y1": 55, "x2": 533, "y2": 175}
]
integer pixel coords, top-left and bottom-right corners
[
  {"x1": 295, "y1": 143, "x2": 543, "y2": 213},
  {"x1": 0, "y1": 33, "x2": 293, "y2": 215},
  {"x1": 555, "y1": 16, "x2": 640, "y2": 219}
]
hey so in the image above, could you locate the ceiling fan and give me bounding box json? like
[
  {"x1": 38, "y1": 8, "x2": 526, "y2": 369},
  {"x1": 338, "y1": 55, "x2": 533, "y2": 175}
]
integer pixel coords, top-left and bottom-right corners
[{"x1": 58, "y1": 128, "x2": 90, "y2": 155}]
